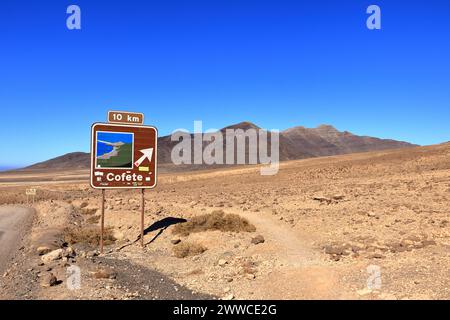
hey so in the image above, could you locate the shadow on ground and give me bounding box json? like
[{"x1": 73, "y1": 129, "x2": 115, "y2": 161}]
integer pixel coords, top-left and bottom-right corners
[{"x1": 144, "y1": 217, "x2": 187, "y2": 244}]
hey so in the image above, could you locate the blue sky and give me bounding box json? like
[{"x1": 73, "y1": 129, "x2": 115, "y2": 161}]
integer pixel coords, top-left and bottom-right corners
[{"x1": 1, "y1": 0, "x2": 449, "y2": 168}]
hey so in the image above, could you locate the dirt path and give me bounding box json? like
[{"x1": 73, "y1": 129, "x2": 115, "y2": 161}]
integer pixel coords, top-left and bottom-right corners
[
  {"x1": 233, "y1": 209, "x2": 357, "y2": 299},
  {"x1": 145, "y1": 199, "x2": 359, "y2": 299},
  {"x1": 237, "y1": 210, "x2": 320, "y2": 266}
]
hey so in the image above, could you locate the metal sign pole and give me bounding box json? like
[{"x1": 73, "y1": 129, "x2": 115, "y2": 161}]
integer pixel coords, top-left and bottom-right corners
[
  {"x1": 100, "y1": 189, "x2": 105, "y2": 254},
  {"x1": 141, "y1": 188, "x2": 145, "y2": 248}
]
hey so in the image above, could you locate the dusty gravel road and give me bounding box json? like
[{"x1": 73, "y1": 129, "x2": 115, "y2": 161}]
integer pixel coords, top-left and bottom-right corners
[{"x1": 0, "y1": 206, "x2": 34, "y2": 274}]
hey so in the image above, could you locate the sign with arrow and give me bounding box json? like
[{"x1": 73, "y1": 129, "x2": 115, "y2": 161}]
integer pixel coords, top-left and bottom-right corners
[{"x1": 90, "y1": 122, "x2": 158, "y2": 189}]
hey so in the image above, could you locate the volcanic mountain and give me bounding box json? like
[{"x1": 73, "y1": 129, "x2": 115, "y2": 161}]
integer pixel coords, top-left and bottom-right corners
[{"x1": 23, "y1": 122, "x2": 417, "y2": 171}]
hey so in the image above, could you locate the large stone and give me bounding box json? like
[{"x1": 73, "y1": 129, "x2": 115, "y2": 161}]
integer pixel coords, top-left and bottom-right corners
[
  {"x1": 41, "y1": 249, "x2": 64, "y2": 264},
  {"x1": 251, "y1": 235, "x2": 265, "y2": 245}
]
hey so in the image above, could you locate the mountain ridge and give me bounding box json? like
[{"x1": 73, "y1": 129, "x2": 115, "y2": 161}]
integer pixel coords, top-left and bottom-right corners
[{"x1": 22, "y1": 122, "x2": 417, "y2": 171}]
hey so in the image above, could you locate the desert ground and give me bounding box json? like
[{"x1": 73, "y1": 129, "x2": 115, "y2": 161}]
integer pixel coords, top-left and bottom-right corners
[{"x1": 0, "y1": 143, "x2": 449, "y2": 300}]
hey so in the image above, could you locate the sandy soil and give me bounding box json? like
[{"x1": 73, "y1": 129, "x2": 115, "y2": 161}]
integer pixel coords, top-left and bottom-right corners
[{"x1": 0, "y1": 143, "x2": 449, "y2": 300}]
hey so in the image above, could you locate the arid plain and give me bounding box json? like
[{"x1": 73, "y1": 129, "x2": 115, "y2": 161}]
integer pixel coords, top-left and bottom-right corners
[{"x1": 0, "y1": 143, "x2": 449, "y2": 300}]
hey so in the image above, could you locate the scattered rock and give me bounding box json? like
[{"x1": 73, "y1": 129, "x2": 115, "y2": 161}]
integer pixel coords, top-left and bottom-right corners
[
  {"x1": 40, "y1": 273, "x2": 58, "y2": 287},
  {"x1": 324, "y1": 245, "x2": 344, "y2": 255},
  {"x1": 171, "y1": 237, "x2": 181, "y2": 245},
  {"x1": 222, "y1": 293, "x2": 234, "y2": 300},
  {"x1": 64, "y1": 247, "x2": 76, "y2": 258},
  {"x1": 251, "y1": 235, "x2": 265, "y2": 245},
  {"x1": 36, "y1": 246, "x2": 52, "y2": 256},
  {"x1": 41, "y1": 249, "x2": 64, "y2": 264},
  {"x1": 367, "y1": 252, "x2": 385, "y2": 259},
  {"x1": 218, "y1": 259, "x2": 228, "y2": 267},
  {"x1": 246, "y1": 273, "x2": 256, "y2": 280},
  {"x1": 356, "y1": 288, "x2": 372, "y2": 296},
  {"x1": 401, "y1": 239, "x2": 414, "y2": 246},
  {"x1": 86, "y1": 251, "x2": 99, "y2": 258}
]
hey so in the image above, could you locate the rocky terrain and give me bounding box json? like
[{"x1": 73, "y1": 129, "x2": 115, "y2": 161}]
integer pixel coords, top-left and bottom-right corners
[{"x1": 0, "y1": 142, "x2": 449, "y2": 300}]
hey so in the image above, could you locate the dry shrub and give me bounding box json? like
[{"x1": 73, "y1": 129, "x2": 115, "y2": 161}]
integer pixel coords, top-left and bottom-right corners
[
  {"x1": 0, "y1": 188, "x2": 64, "y2": 206},
  {"x1": 80, "y1": 202, "x2": 89, "y2": 208},
  {"x1": 81, "y1": 208, "x2": 98, "y2": 215},
  {"x1": 172, "y1": 210, "x2": 256, "y2": 236},
  {"x1": 173, "y1": 242, "x2": 207, "y2": 258},
  {"x1": 86, "y1": 215, "x2": 101, "y2": 224},
  {"x1": 64, "y1": 226, "x2": 115, "y2": 246}
]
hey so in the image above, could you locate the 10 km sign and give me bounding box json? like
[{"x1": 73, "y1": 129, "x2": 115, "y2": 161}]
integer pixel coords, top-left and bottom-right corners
[
  {"x1": 90, "y1": 123, "x2": 158, "y2": 189},
  {"x1": 108, "y1": 111, "x2": 144, "y2": 125}
]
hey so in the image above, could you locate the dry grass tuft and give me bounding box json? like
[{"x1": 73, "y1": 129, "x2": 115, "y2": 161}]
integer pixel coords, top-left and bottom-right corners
[
  {"x1": 172, "y1": 210, "x2": 256, "y2": 236},
  {"x1": 79, "y1": 202, "x2": 89, "y2": 208},
  {"x1": 64, "y1": 226, "x2": 115, "y2": 246},
  {"x1": 85, "y1": 215, "x2": 101, "y2": 224},
  {"x1": 80, "y1": 208, "x2": 98, "y2": 215},
  {"x1": 173, "y1": 242, "x2": 207, "y2": 258}
]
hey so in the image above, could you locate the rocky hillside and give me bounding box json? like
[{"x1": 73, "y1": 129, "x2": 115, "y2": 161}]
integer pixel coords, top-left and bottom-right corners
[{"x1": 24, "y1": 122, "x2": 417, "y2": 170}]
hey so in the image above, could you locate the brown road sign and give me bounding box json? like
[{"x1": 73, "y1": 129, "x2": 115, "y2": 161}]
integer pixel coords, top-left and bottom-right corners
[
  {"x1": 90, "y1": 123, "x2": 157, "y2": 189},
  {"x1": 108, "y1": 111, "x2": 144, "y2": 125}
]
